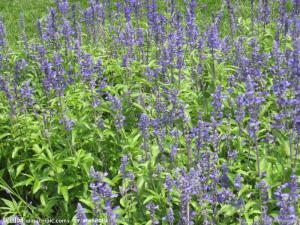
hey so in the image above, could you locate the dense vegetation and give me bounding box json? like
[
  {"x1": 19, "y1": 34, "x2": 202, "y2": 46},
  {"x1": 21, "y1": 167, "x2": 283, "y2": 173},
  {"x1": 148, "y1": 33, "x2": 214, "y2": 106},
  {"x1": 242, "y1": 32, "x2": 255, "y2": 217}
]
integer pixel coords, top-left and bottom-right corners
[{"x1": 0, "y1": 0, "x2": 299, "y2": 224}]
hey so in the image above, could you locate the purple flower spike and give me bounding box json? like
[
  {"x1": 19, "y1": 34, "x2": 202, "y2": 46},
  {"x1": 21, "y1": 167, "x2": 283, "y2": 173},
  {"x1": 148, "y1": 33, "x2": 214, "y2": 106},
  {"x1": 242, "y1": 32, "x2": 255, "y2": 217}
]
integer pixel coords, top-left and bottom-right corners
[{"x1": 76, "y1": 203, "x2": 88, "y2": 225}]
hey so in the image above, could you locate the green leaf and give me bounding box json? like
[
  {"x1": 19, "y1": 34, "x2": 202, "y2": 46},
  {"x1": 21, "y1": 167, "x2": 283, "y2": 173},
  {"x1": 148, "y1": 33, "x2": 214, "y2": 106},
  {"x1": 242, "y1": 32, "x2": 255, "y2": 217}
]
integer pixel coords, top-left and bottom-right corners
[
  {"x1": 245, "y1": 200, "x2": 259, "y2": 211},
  {"x1": 16, "y1": 163, "x2": 25, "y2": 177},
  {"x1": 13, "y1": 177, "x2": 34, "y2": 188},
  {"x1": 45, "y1": 146, "x2": 53, "y2": 159},
  {"x1": 0, "y1": 133, "x2": 10, "y2": 140},
  {"x1": 143, "y1": 196, "x2": 155, "y2": 205},
  {"x1": 137, "y1": 177, "x2": 145, "y2": 193},
  {"x1": 79, "y1": 198, "x2": 94, "y2": 209},
  {"x1": 12, "y1": 147, "x2": 22, "y2": 158},
  {"x1": 40, "y1": 193, "x2": 46, "y2": 206},
  {"x1": 120, "y1": 196, "x2": 128, "y2": 207},
  {"x1": 33, "y1": 179, "x2": 41, "y2": 194},
  {"x1": 60, "y1": 186, "x2": 69, "y2": 202},
  {"x1": 259, "y1": 156, "x2": 266, "y2": 174},
  {"x1": 71, "y1": 129, "x2": 77, "y2": 146},
  {"x1": 238, "y1": 184, "x2": 252, "y2": 198},
  {"x1": 32, "y1": 144, "x2": 43, "y2": 154},
  {"x1": 1, "y1": 198, "x2": 15, "y2": 209},
  {"x1": 218, "y1": 204, "x2": 236, "y2": 217}
]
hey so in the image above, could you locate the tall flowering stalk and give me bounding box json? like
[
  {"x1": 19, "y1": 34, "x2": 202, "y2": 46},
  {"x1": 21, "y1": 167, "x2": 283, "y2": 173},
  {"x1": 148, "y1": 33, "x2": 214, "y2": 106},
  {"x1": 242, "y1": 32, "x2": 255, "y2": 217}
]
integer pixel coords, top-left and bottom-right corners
[
  {"x1": 274, "y1": 175, "x2": 299, "y2": 225},
  {"x1": 0, "y1": 17, "x2": 6, "y2": 48},
  {"x1": 90, "y1": 168, "x2": 118, "y2": 225},
  {"x1": 76, "y1": 203, "x2": 88, "y2": 225},
  {"x1": 207, "y1": 21, "x2": 219, "y2": 83},
  {"x1": 256, "y1": 179, "x2": 272, "y2": 225},
  {"x1": 225, "y1": 0, "x2": 236, "y2": 36},
  {"x1": 19, "y1": 14, "x2": 29, "y2": 53},
  {"x1": 106, "y1": 93, "x2": 125, "y2": 131},
  {"x1": 138, "y1": 113, "x2": 151, "y2": 159}
]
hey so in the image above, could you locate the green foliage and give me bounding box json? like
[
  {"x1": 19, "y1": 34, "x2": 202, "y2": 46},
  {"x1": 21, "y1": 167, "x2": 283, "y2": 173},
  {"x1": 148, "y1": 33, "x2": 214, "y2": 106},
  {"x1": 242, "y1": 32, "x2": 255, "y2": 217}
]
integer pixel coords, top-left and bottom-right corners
[{"x1": 0, "y1": 0, "x2": 299, "y2": 224}]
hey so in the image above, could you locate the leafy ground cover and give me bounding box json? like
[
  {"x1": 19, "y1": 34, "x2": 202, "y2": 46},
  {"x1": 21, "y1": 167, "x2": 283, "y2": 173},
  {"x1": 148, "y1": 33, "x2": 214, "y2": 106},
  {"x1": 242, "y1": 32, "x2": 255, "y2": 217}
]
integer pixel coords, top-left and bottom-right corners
[{"x1": 0, "y1": 0, "x2": 299, "y2": 224}]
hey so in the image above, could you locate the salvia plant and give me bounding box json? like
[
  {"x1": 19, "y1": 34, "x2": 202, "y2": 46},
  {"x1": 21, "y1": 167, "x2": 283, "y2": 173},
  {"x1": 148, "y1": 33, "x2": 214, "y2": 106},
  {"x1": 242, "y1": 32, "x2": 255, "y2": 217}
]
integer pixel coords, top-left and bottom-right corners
[{"x1": 0, "y1": 0, "x2": 299, "y2": 224}]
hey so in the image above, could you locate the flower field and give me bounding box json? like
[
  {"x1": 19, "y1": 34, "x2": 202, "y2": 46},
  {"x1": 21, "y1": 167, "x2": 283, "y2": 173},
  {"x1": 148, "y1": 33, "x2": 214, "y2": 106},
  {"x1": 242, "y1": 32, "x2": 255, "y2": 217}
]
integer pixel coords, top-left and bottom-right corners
[{"x1": 0, "y1": 0, "x2": 299, "y2": 224}]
